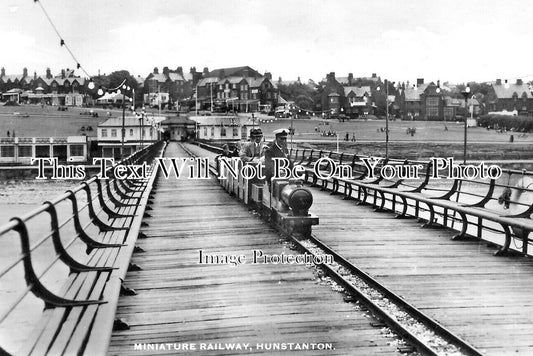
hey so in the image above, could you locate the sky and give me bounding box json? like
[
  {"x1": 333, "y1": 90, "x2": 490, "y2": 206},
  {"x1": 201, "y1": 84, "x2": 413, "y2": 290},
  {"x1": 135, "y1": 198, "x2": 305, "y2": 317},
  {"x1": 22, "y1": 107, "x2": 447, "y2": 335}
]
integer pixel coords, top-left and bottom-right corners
[{"x1": 2, "y1": 0, "x2": 533, "y2": 85}]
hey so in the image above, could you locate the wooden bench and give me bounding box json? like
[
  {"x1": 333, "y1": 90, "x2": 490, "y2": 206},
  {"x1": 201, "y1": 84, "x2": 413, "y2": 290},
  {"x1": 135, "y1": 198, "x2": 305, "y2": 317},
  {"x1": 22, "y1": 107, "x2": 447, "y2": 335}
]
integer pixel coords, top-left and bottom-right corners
[
  {"x1": 290, "y1": 149, "x2": 533, "y2": 256},
  {"x1": 0, "y1": 142, "x2": 165, "y2": 356}
]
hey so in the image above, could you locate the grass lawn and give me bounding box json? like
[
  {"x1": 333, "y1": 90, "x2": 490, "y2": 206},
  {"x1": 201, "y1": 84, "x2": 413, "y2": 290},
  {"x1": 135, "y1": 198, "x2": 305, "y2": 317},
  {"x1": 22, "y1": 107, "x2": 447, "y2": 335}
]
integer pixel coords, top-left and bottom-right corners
[
  {"x1": 0, "y1": 104, "x2": 166, "y2": 138},
  {"x1": 248, "y1": 116, "x2": 533, "y2": 161},
  {"x1": 2, "y1": 105, "x2": 532, "y2": 161}
]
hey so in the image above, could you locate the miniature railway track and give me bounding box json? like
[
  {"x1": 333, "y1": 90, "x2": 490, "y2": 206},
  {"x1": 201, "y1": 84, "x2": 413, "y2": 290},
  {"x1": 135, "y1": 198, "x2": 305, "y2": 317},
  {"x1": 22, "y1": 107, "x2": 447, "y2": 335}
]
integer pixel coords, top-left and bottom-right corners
[
  {"x1": 287, "y1": 233, "x2": 484, "y2": 356},
  {"x1": 110, "y1": 142, "x2": 409, "y2": 356},
  {"x1": 179, "y1": 142, "x2": 484, "y2": 356}
]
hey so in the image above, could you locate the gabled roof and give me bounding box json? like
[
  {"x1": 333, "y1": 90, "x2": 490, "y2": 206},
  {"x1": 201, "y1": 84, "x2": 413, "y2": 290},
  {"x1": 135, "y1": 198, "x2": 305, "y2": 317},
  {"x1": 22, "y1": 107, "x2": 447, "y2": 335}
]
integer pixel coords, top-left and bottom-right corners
[
  {"x1": 150, "y1": 73, "x2": 168, "y2": 83},
  {"x1": 205, "y1": 66, "x2": 261, "y2": 78},
  {"x1": 197, "y1": 77, "x2": 219, "y2": 86},
  {"x1": 404, "y1": 83, "x2": 429, "y2": 101},
  {"x1": 98, "y1": 116, "x2": 143, "y2": 127},
  {"x1": 64, "y1": 77, "x2": 86, "y2": 85},
  {"x1": 492, "y1": 83, "x2": 532, "y2": 99},
  {"x1": 160, "y1": 116, "x2": 196, "y2": 125},
  {"x1": 219, "y1": 76, "x2": 248, "y2": 85},
  {"x1": 168, "y1": 72, "x2": 185, "y2": 82},
  {"x1": 344, "y1": 86, "x2": 371, "y2": 97},
  {"x1": 1, "y1": 74, "x2": 25, "y2": 82},
  {"x1": 248, "y1": 77, "x2": 271, "y2": 88},
  {"x1": 277, "y1": 94, "x2": 288, "y2": 105},
  {"x1": 336, "y1": 77, "x2": 351, "y2": 85}
]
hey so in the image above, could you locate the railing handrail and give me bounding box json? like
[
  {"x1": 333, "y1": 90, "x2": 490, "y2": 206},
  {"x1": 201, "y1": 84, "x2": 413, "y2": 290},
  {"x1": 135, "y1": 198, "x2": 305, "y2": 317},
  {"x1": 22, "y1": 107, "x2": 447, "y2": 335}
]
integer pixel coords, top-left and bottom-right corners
[{"x1": 0, "y1": 140, "x2": 164, "y2": 329}]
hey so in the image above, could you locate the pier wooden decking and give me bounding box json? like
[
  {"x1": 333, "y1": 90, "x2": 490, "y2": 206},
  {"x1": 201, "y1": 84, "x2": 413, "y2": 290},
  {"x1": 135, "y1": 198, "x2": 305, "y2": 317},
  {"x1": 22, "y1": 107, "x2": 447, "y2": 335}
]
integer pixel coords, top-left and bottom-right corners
[
  {"x1": 108, "y1": 143, "x2": 402, "y2": 356},
  {"x1": 309, "y1": 188, "x2": 533, "y2": 356}
]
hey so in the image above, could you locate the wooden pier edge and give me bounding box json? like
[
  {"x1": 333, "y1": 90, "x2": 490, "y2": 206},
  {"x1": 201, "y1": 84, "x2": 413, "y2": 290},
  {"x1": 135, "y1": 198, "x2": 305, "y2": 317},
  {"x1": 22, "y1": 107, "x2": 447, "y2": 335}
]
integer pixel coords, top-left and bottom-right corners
[{"x1": 83, "y1": 147, "x2": 163, "y2": 356}]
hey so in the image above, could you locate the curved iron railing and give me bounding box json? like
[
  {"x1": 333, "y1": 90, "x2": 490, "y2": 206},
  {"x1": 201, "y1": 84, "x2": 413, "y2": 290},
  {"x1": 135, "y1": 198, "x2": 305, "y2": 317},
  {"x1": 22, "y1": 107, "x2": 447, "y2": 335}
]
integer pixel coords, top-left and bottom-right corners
[{"x1": 0, "y1": 141, "x2": 165, "y2": 354}]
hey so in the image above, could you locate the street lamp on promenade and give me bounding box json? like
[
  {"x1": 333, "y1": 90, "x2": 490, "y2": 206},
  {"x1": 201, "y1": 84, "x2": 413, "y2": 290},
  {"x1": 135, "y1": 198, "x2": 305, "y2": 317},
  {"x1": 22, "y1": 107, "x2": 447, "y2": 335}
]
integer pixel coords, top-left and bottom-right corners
[
  {"x1": 377, "y1": 80, "x2": 393, "y2": 158},
  {"x1": 139, "y1": 106, "x2": 145, "y2": 149},
  {"x1": 119, "y1": 81, "x2": 132, "y2": 161},
  {"x1": 461, "y1": 85, "x2": 472, "y2": 165}
]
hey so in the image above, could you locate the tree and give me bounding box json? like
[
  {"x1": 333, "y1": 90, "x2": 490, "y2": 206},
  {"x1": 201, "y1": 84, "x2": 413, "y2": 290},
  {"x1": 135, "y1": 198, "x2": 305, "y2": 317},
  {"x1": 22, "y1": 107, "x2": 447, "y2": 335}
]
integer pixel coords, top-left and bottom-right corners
[
  {"x1": 90, "y1": 70, "x2": 140, "y2": 103},
  {"x1": 278, "y1": 82, "x2": 316, "y2": 110}
]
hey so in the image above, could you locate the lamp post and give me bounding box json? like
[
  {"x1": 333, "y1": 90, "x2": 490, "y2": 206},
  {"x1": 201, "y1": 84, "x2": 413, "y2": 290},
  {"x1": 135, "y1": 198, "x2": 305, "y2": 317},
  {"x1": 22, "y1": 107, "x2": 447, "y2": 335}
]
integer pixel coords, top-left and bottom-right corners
[
  {"x1": 210, "y1": 82, "x2": 213, "y2": 113},
  {"x1": 120, "y1": 87, "x2": 126, "y2": 161},
  {"x1": 377, "y1": 80, "x2": 391, "y2": 158},
  {"x1": 195, "y1": 84, "x2": 198, "y2": 115},
  {"x1": 118, "y1": 80, "x2": 130, "y2": 161},
  {"x1": 461, "y1": 85, "x2": 471, "y2": 165},
  {"x1": 140, "y1": 106, "x2": 145, "y2": 149}
]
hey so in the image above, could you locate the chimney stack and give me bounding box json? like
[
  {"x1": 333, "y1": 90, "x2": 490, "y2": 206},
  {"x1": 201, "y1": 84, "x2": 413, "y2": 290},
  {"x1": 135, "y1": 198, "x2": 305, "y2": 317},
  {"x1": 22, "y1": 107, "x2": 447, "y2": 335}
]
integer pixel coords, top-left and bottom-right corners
[
  {"x1": 517, "y1": 79, "x2": 523, "y2": 85},
  {"x1": 417, "y1": 78, "x2": 424, "y2": 85},
  {"x1": 153, "y1": 67, "x2": 159, "y2": 74},
  {"x1": 1, "y1": 67, "x2": 5, "y2": 78},
  {"x1": 496, "y1": 79, "x2": 501, "y2": 85}
]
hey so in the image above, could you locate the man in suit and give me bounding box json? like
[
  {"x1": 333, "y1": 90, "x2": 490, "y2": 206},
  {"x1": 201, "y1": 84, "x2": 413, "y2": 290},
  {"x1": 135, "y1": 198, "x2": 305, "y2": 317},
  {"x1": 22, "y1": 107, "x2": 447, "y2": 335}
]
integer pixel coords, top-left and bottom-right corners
[
  {"x1": 264, "y1": 128, "x2": 293, "y2": 185},
  {"x1": 239, "y1": 128, "x2": 263, "y2": 163}
]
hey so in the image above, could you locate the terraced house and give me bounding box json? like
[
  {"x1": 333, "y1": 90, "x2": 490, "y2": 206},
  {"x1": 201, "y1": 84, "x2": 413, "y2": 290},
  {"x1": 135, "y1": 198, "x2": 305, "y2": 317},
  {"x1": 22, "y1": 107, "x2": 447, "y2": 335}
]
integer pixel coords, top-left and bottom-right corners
[
  {"x1": 485, "y1": 79, "x2": 533, "y2": 115},
  {"x1": 195, "y1": 66, "x2": 276, "y2": 112},
  {"x1": 0, "y1": 67, "x2": 88, "y2": 106},
  {"x1": 143, "y1": 66, "x2": 201, "y2": 108}
]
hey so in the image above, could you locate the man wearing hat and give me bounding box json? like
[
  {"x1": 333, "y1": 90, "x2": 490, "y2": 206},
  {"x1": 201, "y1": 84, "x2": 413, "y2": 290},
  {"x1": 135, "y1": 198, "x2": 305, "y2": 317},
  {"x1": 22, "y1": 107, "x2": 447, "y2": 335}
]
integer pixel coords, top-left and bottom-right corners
[
  {"x1": 264, "y1": 128, "x2": 293, "y2": 185},
  {"x1": 239, "y1": 128, "x2": 264, "y2": 163}
]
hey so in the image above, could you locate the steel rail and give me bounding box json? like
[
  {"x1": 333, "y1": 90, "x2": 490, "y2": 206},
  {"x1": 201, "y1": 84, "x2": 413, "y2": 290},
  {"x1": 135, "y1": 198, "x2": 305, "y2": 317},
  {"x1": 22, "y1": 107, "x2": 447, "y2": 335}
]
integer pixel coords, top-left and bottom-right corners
[{"x1": 289, "y1": 234, "x2": 485, "y2": 356}]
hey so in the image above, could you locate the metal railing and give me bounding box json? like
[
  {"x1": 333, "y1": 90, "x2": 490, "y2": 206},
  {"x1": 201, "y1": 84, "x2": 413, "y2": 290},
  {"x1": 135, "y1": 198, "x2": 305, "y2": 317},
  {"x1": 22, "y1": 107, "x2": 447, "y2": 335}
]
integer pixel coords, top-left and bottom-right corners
[
  {"x1": 289, "y1": 148, "x2": 533, "y2": 256},
  {"x1": 0, "y1": 141, "x2": 164, "y2": 354}
]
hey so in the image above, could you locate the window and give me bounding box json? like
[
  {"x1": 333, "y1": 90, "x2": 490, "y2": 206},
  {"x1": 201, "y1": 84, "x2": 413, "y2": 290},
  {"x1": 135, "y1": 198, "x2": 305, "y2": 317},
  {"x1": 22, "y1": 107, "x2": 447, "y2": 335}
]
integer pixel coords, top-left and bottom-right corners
[
  {"x1": 233, "y1": 127, "x2": 239, "y2": 137},
  {"x1": 426, "y1": 97, "x2": 439, "y2": 106},
  {"x1": 0, "y1": 146, "x2": 15, "y2": 157},
  {"x1": 130, "y1": 129, "x2": 134, "y2": 136},
  {"x1": 18, "y1": 146, "x2": 32, "y2": 157},
  {"x1": 70, "y1": 145, "x2": 84, "y2": 156},
  {"x1": 150, "y1": 128, "x2": 153, "y2": 137},
  {"x1": 203, "y1": 127, "x2": 207, "y2": 136},
  {"x1": 426, "y1": 107, "x2": 439, "y2": 118},
  {"x1": 210, "y1": 127, "x2": 214, "y2": 137},
  {"x1": 111, "y1": 129, "x2": 117, "y2": 137},
  {"x1": 101, "y1": 129, "x2": 108, "y2": 137},
  {"x1": 221, "y1": 127, "x2": 226, "y2": 137}
]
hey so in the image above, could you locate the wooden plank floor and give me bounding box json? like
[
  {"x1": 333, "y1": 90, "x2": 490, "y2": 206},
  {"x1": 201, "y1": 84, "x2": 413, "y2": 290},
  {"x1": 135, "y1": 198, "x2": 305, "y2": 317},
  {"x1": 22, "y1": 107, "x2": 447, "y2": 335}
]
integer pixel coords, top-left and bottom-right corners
[
  {"x1": 108, "y1": 143, "x2": 402, "y2": 356},
  {"x1": 309, "y1": 188, "x2": 533, "y2": 356}
]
